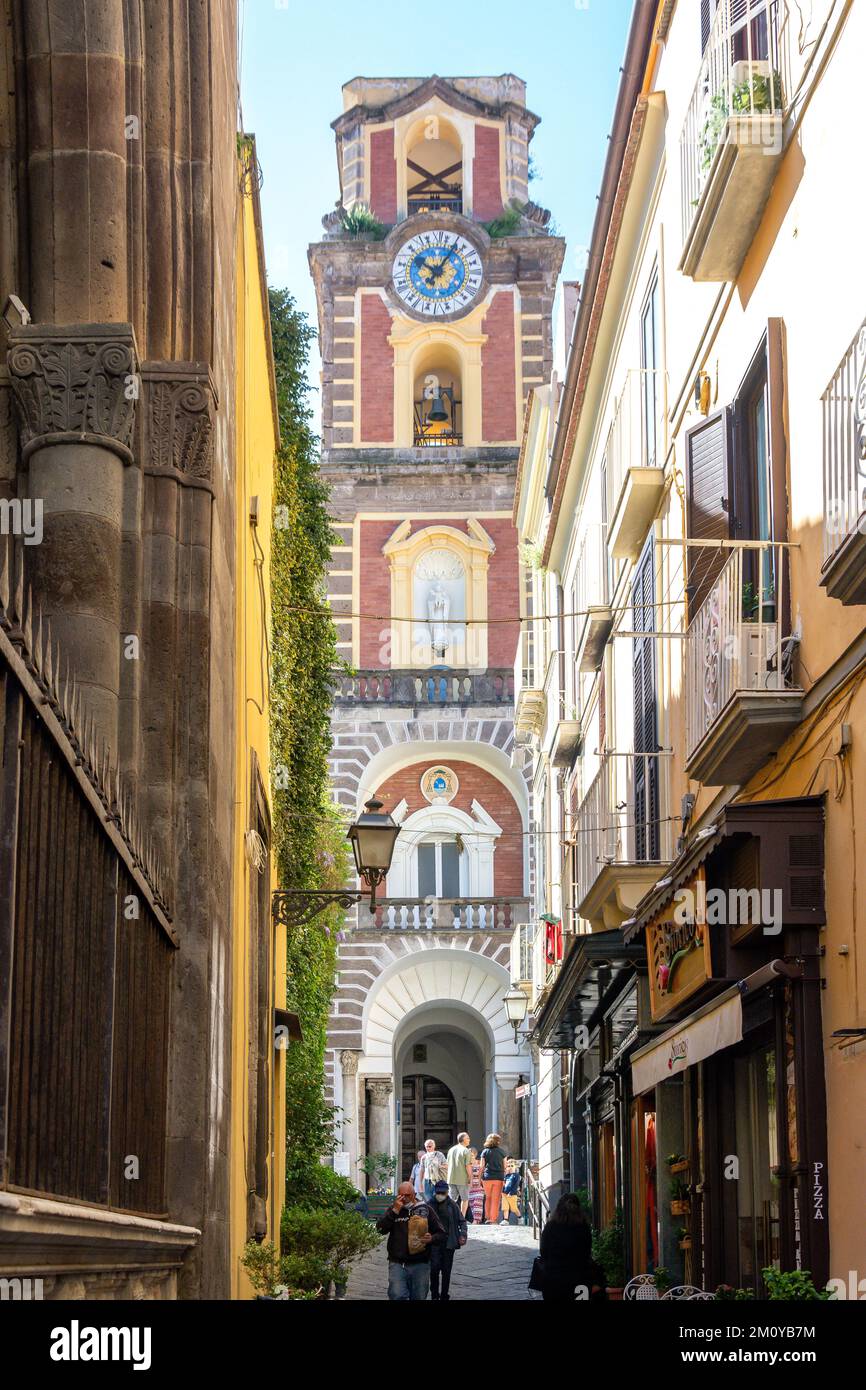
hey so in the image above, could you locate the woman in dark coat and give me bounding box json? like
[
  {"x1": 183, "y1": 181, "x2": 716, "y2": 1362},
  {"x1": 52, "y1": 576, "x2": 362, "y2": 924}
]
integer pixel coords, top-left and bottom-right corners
[{"x1": 538, "y1": 1192, "x2": 603, "y2": 1302}]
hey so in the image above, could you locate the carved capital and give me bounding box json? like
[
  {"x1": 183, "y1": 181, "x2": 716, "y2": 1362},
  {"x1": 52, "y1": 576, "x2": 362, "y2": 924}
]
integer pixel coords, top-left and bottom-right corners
[
  {"x1": 7, "y1": 323, "x2": 138, "y2": 464},
  {"x1": 341, "y1": 1049, "x2": 360, "y2": 1076},
  {"x1": 140, "y1": 361, "x2": 218, "y2": 486},
  {"x1": 366, "y1": 1078, "x2": 393, "y2": 1105}
]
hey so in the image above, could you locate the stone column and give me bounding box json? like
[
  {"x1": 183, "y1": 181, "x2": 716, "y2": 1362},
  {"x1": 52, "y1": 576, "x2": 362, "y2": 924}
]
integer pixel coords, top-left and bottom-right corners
[
  {"x1": 495, "y1": 1074, "x2": 522, "y2": 1157},
  {"x1": 8, "y1": 324, "x2": 138, "y2": 752},
  {"x1": 340, "y1": 1050, "x2": 361, "y2": 1177},
  {"x1": 365, "y1": 1078, "x2": 394, "y2": 1182}
]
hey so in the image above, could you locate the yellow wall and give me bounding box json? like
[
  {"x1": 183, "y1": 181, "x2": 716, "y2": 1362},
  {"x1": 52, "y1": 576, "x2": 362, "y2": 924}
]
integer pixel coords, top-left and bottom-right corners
[{"x1": 230, "y1": 141, "x2": 286, "y2": 1299}]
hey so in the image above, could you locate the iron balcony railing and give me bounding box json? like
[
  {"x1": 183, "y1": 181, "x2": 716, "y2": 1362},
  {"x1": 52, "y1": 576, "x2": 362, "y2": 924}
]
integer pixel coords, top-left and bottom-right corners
[
  {"x1": 331, "y1": 668, "x2": 514, "y2": 705},
  {"x1": 605, "y1": 368, "x2": 667, "y2": 518},
  {"x1": 821, "y1": 315, "x2": 866, "y2": 564},
  {"x1": 408, "y1": 192, "x2": 463, "y2": 216},
  {"x1": 575, "y1": 752, "x2": 672, "y2": 908},
  {"x1": 357, "y1": 896, "x2": 528, "y2": 932},
  {"x1": 680, "y1": 0, "x2": 790, "y2": 244},
  {"x1": 685, "y1": 541, "x2": 793, "y2": 761}
]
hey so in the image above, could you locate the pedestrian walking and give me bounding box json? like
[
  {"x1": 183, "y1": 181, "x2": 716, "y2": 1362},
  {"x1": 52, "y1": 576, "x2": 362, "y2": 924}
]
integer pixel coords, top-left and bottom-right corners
[
  {"x1": 376, "y1": 1181, "x2": 446, "y2": 1301},
  {"x1": 479, "y1": 1133, "x2": 506, "y2": 1225},
  {"x1": 536, "y1": 1192, "x2": 604, "y2": 1302},
  {"x1": 468, "y1": 1148, "x2": 485, "y2": 1225},
  {"x1": 409, "y1": 1149, "x2": 425, "y2": 1199},
  {"x1": 446, "y1": 1131, "x2": 473, "y2": 1215},
  {"x1": 420, "y1": 1137, "x2": 447, "y2": 1201},
  {"x1": 502, "y1": 1159, "x2": 523, "y2": 1223},
  {"x1": 430, "y1": 1180, "x2": 468, "y2": 1300}
]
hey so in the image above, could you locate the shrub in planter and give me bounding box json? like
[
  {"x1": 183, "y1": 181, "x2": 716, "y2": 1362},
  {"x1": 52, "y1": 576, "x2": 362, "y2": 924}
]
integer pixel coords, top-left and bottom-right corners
[
  {"x1": 240, "y1": 1241, "x2": 322, "y2": 1301},
  {"x1": 280, "y1": 1204, "x2": 381, "y2": 1290},
  {"x1": 592, "y1": 1208, "x2": 626, "y2": 1290},
  {"x1": 715, "y1": 1284, "x2": 755, "y2": 1301},
  {"x1": 357, "y1": 1151, "x2": 398, "y2": 1194},
  {"x1": 762, "y1": 1267, "x2": 835, "y2": 1301}
]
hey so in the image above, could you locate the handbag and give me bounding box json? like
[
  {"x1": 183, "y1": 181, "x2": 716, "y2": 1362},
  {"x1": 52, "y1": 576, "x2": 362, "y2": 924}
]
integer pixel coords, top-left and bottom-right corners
[{"x1": 528, "y1": 1255, "x2": 546, "y2": 1292}]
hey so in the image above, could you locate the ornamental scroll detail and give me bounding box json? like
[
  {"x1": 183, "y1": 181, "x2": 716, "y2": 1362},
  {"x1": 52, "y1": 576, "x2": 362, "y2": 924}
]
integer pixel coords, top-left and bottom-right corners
[
  {"x1": 7, "y1": 325, "x2": 138, "y2": 463},
  {"x1": 141, "y1": 362, "x2": 217, "y2": 483}
]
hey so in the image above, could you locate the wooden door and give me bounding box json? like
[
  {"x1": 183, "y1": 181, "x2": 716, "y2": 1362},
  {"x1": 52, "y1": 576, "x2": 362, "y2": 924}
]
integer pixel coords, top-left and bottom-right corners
[{"x1": 401, "y1": 1075, "x2": 458, "y2": 1181}]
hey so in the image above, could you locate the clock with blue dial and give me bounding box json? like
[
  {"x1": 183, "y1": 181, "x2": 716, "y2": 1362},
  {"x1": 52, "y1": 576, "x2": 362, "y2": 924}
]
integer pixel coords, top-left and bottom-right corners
[{"x1": 392, "y1": 231, "x2": 483, "y2": 317}]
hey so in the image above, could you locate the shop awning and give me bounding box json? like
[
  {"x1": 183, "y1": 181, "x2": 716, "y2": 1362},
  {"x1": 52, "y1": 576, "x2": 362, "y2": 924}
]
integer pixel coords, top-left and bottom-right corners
[{"x1": 630, "y1": 987, "x2": 743, "y2": 1095}]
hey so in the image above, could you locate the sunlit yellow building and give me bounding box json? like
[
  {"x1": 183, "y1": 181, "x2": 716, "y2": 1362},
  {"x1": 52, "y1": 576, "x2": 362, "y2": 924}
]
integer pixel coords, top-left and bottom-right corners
[{"x1": 230, "y1": 135, "x2": 287, "y2": 1298}]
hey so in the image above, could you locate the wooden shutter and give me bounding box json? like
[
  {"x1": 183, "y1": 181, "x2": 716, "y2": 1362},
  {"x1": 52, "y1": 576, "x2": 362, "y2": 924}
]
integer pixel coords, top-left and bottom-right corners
[
  {"x1": 686, "y1": 407, "x2": 732, "y2": 617},
  {"x1": 633, "y1": 541, "x2": 659, "y2": 861},
  {"x1": 700, "y1": 0, "x2": 720, "y2": 50}
]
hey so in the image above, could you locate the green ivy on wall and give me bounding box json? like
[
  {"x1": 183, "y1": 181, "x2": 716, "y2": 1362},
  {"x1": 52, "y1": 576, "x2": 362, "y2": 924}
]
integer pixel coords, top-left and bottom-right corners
[{"x1": 268, "y1": 287, "x2": 350, "y2": 1196}]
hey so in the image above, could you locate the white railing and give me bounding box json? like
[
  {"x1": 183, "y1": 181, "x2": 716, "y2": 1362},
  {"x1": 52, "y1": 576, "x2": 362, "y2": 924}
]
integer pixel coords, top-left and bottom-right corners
[
  {"x1": 680, "y1": 0, "x2": 790, "y2": 242},
  {"x1": 685, "y1": 542, "x2": 792, "y2": 760},
  {"x1": 605, "y1": 368, "x2": 667, "y2": 519},
  {"x1": 822, "y1": 316, "x2": 866, "y2": 563},
  {"x1": 574, "y1": 523, "x2": 610, "y2": 642},
  {"x1": 575, "y1": 753, "x2": 672, "y2": 906},
  {"x1": 361, "y1": 897, "x2": 528, "y2": 931}
]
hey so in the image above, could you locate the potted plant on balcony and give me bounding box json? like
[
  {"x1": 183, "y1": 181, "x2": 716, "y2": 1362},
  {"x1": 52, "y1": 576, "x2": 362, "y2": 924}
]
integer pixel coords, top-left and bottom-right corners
[{"x1": 699, "y1": 69, "x2": 783, "y2": 173}]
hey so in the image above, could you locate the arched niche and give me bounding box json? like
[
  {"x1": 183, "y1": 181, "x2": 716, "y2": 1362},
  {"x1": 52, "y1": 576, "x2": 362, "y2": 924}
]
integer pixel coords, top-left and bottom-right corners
[
  {"x1": 404, "y1": 113, "x2": 464, "y2": 217},
  {"x1": 383, "y1": 518, "x2": 494, "y2": 669},
  {"x1": 412, "y1": 339, "x2": 463, "y2": 448}
]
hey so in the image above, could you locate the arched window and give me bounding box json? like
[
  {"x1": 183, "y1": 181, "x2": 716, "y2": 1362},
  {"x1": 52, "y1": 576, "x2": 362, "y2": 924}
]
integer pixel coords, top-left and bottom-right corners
[
  {"x1": 406, "y1": 117, "x2": 463, "y2": 216},
  {"x1": 413, "y1": 344, "x2": 462, "y2": 448}
]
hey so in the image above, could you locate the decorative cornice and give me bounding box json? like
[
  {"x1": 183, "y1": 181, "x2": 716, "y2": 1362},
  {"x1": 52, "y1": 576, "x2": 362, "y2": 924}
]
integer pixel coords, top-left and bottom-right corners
[
  {"x1": 7, "y1": 323, "x2": 138, "y2": 465},
  {"x1": 139, "y1": 361, "x2": 218, "y2": 488}
]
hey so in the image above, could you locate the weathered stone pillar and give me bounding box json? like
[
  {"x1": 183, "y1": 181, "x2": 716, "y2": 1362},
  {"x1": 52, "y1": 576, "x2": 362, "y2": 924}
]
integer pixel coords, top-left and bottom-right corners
[
  {"x1": 8, "y1": 324, "x2": 137, "y2": 750},
  {"x1": 495, "y1": 1073, "x2": 521, "y2": 1158},
  {"x1": 365, "y1": 1078, "x2": 394, "y2": 1179},
  {"x1": 340, "y1": 1050, "x2": 361, "y2": 1178}
]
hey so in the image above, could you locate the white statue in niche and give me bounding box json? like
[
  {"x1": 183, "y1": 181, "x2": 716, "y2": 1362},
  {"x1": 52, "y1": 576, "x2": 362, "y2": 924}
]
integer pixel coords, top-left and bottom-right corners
[
  {"x1": 412, "y1": 548, "x2": 466, "y2": 665},
  {"x1": 427, "y1": 582, "x2": 451, "y2": 658}
]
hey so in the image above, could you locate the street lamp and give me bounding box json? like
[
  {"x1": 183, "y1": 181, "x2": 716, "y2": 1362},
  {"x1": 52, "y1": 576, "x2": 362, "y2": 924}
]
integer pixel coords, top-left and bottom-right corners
[
  {"x1": 503, "y1": 982, "x2": 530, "y2": 1043},
  {"x1": 272, "y1": 798, "x2": 401, "y2": 929}
]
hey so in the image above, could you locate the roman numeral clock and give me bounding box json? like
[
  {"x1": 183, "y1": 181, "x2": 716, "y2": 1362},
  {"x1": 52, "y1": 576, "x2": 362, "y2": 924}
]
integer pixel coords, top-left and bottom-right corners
[{"x1": 391, "y1": 230, "x2": 484, "y2": 318}]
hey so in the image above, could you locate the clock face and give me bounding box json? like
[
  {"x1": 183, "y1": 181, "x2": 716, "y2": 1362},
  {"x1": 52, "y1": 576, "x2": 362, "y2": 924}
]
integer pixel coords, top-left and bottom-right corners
[{"x1": 392, "y1": 232, "x2": 483, "y2": 317}]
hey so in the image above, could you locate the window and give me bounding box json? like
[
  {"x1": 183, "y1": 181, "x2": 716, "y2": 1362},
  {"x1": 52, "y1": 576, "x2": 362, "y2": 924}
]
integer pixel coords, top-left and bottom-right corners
[
  {"x1": 734, "y1": 1044, "x2": 781, "y2": 1291},
  {"x1": 641, "y1": 271, "x2": 661, "y2": 468},
  {"x1": 633, "y1": 539, "x2": 660, "y2": 862},
  {"x1": 417, "y1": 838, "x2": 461, "y2": 898}
]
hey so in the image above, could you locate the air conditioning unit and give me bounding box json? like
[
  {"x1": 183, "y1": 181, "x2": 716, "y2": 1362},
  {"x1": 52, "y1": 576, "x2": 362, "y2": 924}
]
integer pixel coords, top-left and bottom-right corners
[{"x1": 740, "y1": 622, "x2": 778, "y2": 690}]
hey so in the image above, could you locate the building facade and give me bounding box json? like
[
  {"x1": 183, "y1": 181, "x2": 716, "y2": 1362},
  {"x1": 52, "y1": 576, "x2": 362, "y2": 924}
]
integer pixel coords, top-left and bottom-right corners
[
  {"x1": 515, "y1": 0, "x2": 865, "y2": 1295},
  {"x1": 311, "y1": 75, "x2": 564, "y2": 1183},
  {"x1": 0, "y1": 7, "x2": 285, "y2": 1300}
]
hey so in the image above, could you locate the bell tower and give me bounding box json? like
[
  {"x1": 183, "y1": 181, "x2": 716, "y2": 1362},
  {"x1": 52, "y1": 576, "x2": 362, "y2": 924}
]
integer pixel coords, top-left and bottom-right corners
[{"x1": 309, "y1": 75, "x2": 564, "y2": 1181}]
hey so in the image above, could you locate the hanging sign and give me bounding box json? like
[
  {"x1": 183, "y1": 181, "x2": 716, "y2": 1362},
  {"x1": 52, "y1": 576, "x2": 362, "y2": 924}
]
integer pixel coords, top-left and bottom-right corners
[{"x1": 646, "y1": 869, "x2": 714, "y2": 1021}]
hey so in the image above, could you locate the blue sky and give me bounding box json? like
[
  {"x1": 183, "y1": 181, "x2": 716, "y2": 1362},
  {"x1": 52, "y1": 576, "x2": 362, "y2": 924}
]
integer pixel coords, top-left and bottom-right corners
[{"x1": 239, "y1": 0, "x2": 633, "y2": 402}]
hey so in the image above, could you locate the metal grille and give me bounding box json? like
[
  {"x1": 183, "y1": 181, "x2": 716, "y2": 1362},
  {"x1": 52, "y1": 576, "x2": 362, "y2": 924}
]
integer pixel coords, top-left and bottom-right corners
[{"x1": 1, "y1": 650, "x2": 173, "y2": 1215}]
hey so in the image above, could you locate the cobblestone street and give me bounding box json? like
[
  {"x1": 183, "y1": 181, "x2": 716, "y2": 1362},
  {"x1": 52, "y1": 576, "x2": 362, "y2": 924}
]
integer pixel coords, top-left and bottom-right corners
[{"x1": 347, "y1": 1222, "x2": 540, "y2": 1301}]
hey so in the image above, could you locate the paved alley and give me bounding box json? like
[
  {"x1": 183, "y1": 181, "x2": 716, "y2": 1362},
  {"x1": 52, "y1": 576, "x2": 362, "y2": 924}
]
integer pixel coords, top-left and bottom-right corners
[{"x1": 347, "y1": 1221, "x2": 540, "y2": 1301}]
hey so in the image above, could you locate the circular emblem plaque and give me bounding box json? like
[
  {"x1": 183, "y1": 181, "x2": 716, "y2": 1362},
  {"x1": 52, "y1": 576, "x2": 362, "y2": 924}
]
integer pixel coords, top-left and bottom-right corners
[{"x1": 420, "y1": 765, "x2": 459, "y2": 804}]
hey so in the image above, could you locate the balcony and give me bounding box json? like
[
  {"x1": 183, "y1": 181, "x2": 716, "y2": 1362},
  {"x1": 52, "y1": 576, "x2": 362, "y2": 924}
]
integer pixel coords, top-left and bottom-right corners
[
  {"x1": 685, "y1": 542, "x2": 803, "y2": 785},
  {"x1": 575, "y1": 524, "x2": 613, "y2": 673},
  {"x1": 574, "y1": 753, "x2": 673, "y2": 931},
  {"x1": 605, "y1": 369, "x2": 667, "y2": 561},
  {"x1": 819, "y1": 315, "x2": 866, "y2": 605},
  {"x1": 357, "y1": 896, "x2": 528, "y2": 932},
  {"x1": 529, "y1": 918, "x2": 578, "y2": 1009},
  {"x1": 679, "y1": 1, "x2": 789, "y2": 282},
  {"x1": 514, "y1": 629, "x2": 545, "y2": 740},
  {"x1": 332, "y1": 668, "x2": 514, "y2": 706}
]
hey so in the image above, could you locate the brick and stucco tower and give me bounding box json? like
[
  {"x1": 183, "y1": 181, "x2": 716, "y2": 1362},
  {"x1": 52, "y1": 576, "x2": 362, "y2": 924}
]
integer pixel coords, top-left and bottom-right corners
[{"x1": 309, "y1": 75, "x2": 564, "y2": 1181}]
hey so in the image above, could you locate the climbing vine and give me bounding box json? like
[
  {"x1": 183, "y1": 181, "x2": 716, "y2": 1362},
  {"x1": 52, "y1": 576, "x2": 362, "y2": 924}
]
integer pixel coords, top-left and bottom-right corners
[{"x1": 269, "y1": 286, "x2": 349, "y2": 1195}]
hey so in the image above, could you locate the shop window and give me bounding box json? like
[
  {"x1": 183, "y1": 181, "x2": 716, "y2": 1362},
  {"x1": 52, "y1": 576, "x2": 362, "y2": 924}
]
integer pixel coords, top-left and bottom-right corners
[{"x1": 734, "y1": 1044, "x2": 781, "y2": 1290}]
